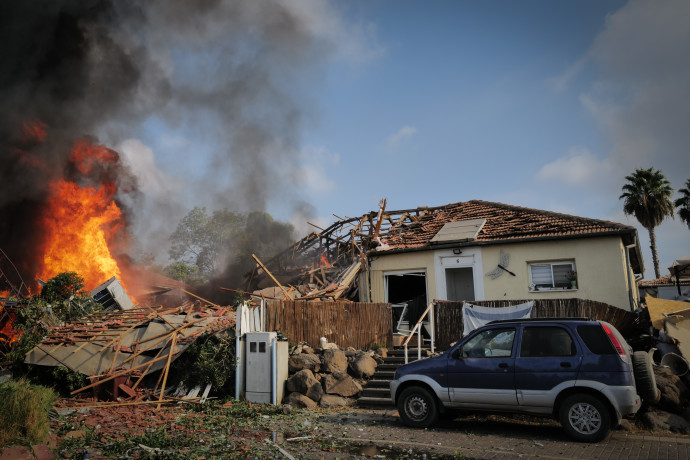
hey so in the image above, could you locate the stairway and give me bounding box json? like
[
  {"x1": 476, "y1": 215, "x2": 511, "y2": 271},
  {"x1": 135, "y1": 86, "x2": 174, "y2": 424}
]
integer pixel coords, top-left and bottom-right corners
[{"x1": 357, "y1": 347, "x2": 430, "y2": 407}]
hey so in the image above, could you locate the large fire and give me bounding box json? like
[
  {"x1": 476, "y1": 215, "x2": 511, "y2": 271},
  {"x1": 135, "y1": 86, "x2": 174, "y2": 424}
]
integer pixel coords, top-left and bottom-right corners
[
  {"x1": 38, "y1": 139, "x2": 127, "y2": 291},
  {"x1": 0, "y1": 305, "x2": 20, "y2": 347}
]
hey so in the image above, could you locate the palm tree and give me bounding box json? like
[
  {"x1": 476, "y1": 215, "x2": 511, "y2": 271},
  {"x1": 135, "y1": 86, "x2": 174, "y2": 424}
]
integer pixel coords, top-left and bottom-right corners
[
  {"x1": 675, "y1": 179, "x2": 690, "y2": 231},
  {"x1": 620, "y1": 167, "x2": 674, "y2": 279}
]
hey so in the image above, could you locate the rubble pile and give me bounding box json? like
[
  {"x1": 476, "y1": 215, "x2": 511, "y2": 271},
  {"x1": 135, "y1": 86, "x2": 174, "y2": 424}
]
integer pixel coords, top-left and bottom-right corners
[
  {"x1": 25, "y1": 301, "x2": 235, "y2": 404},
  {"x1": 282, "y1": 339, "x2": 385, "y2": 409},
  {"x1": 243, "y1": 199, "x2": 441, "y2": 301}
]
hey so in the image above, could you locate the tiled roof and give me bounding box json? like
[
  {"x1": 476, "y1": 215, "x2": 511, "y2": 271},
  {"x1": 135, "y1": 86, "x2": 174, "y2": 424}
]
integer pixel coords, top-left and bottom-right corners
[
  {"x1": 379, "y1": 200, "x2": 636, "y2": 250},
  {"x1": 638, "y1": 274, "x2": 690, "y2": 287}
]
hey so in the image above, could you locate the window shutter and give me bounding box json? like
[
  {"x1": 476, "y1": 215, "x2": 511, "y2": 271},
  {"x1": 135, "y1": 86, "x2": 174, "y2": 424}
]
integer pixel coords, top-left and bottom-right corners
[{"x1": 530, "y1": 264, "x2": 553, "y2": 286}]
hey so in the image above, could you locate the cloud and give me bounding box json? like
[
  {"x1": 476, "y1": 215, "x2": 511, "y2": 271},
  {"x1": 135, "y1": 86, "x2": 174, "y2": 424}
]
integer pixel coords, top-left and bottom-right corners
[
  {"x1": 386, "y1": 126, "x2": 417, "y2": 153},
  {"x1": 536, "y1": 147, "x2": 612, "y2": 186},
  {"x1": 548, "y1": 57, "x2": 587, "y2": 93},
  {"x1": 580, "y1": 0, "x2": 690, "y2": 184},
  {"x1": 295, "y1": 145, "x2": 339, "y2": 193}
]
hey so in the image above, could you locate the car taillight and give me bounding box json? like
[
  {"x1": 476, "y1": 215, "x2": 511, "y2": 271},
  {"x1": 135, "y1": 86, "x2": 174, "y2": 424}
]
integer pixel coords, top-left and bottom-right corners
[{"x1": 602, "y1": 323, "x2": 626, "y2": 355}]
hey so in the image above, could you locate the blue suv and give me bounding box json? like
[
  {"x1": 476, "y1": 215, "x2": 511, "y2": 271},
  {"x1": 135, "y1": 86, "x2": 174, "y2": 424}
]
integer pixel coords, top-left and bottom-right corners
[{"x1": 390, "y1": 318, "x2": 657, "y2": 442}]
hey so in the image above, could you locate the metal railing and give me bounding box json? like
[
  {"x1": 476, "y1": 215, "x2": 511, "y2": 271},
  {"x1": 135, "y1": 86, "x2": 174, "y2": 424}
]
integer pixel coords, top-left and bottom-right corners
[{"x1": 401, "y1": 301, "x2": 435, "y2": 363}]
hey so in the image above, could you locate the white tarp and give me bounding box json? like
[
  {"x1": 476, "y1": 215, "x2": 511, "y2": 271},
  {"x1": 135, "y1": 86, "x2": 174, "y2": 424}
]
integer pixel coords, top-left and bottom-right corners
[{"x1": 462, "y1": 301, "x2": 534, "y2": 336}]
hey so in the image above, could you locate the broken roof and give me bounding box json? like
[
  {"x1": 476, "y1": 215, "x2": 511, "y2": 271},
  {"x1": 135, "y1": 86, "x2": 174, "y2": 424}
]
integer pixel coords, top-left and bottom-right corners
[
  {"x1": 25, "y1": 304, "x2": 235, "y2": 384},
  {"x1": 243, "y1": 199, "x2": 642, "y2": 299},
  {"x1": 378, "y1": 200, "x2": 638, "y2": 250}
]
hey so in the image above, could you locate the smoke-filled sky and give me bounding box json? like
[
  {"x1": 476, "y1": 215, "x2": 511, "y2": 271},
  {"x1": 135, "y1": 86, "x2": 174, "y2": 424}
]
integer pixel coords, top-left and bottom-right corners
[{"x1": 1, "y1": 0, "x2": 688, "y2": 281}]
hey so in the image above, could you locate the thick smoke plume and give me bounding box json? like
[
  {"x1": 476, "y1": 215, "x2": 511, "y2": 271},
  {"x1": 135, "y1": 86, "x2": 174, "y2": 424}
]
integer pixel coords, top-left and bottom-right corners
[{"x1": 0, "y1": 0, "x2": 328, "y2": 286}]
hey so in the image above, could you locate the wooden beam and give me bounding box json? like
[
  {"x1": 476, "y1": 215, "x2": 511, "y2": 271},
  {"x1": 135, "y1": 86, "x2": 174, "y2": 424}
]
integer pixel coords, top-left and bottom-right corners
[{"x1": 252, "y1": 254, "x2": 291, "y2": 299}]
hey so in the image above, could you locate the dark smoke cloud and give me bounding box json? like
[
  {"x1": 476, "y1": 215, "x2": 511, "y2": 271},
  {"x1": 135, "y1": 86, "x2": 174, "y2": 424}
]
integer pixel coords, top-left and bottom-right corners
[{"x1": 0, "y1": 0, "x2": 328, "y2": 281}]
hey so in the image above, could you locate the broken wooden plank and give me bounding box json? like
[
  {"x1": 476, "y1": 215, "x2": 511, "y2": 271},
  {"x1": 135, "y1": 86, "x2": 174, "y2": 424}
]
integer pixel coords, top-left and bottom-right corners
[{"x1": 252, "y1": 253, "x2": 291, "y2": 298}]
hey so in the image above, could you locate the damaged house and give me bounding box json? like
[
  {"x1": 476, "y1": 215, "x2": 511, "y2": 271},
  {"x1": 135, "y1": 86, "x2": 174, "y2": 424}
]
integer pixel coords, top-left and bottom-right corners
[{"x1": 245, "y1": 199, "x2": 644, "y2": 315}]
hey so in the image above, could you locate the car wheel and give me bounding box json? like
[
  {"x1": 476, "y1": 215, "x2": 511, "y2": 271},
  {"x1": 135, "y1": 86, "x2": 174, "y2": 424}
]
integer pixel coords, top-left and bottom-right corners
[
  {"x1": 632, "y1": 351, "x2": 660, "y2": 401},
  {"x1": 397, "y1": 386, "x2": 439, "y2": 428},
  {"x1": 559, "y1": 393, "x2": 611, "y2": 443}
]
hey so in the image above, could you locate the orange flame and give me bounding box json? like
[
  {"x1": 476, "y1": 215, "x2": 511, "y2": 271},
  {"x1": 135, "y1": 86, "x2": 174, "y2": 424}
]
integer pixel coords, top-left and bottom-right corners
[
  {"x1": 320, "y1": 254, "x2": 331, "y2": 267},
  {"x1": 22, "y1": 119, "x2": 47, "y2": 142},
  {"x1": 38, "y1": 140, "x2": 126, "y2": 290},
  {"x1": 0, "y1": 305, "x2": 21, "y2": 346}
]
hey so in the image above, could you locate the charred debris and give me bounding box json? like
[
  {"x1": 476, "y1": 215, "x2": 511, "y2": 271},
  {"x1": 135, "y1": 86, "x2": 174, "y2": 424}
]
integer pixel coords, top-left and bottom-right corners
[{"x1": 243, "y1": 198, "x2": 442, "y2": 301}]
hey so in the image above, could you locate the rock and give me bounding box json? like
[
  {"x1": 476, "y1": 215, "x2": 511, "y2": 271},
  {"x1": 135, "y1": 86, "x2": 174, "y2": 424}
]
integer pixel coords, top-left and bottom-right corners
[
  {"x1": 654, "y1": 366, "x2": 688, "y2": 413},
  {"x1": 349, "y1": 353, "x2": 378, "y2": 378},
  {"x1": 302, "y1": 346, "x2": 315, "y2": 354},
  {"x1": 374, "y1": 347, "x2": 388, "y2": 358},
  {"x1": 306, "y1": 382, "x2": 324, "y2": 402},
  {"x1": 285, "y1": 392, "x2": 317, "y2": 409},
  {"x1": 319, "y1": 337, "x2": 339, "y2": 350},
  {"x1": 320, "y1": 394, "x2": 348, "y2": 408},
  {"x1": 640, "y1": 409, "x2": 690, "y2": 433},
  {"x1": 290, "y1": 344, "x2": 303, "y2": 355},
  {"x1": 289, "y1": 353, "x2": 321, "y2": 373},
  {"x1": 286, "y1": 369, "x2": 319, "y2": 394},
  {"x1": 323, "y1": 373, "x2": 362, "y2": 397},
  {"x1": 321, "y1": 349, "x2": 348, "y2": 373}
]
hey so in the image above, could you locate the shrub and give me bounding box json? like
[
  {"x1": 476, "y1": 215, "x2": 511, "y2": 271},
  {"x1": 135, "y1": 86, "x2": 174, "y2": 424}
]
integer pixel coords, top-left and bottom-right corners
[
  {"x1": 168, "y1": 333, "x2": 236, "y2": 395},
  {"x1": 0, "y1": 379, "x2": 57, "y2": 446}
]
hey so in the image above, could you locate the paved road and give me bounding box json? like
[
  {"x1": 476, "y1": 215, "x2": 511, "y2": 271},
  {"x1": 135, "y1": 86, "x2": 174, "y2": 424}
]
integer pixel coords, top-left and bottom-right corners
[{"x1": 305, "y1": 409, "x2": 690, "y2": 459}]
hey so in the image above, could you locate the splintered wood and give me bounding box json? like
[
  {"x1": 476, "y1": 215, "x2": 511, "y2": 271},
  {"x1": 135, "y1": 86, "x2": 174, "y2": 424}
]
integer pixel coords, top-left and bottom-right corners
[
  {"x1": 24, "y1": 299, "x2": 235, "y2": 406},
  {"x1": 245, "y1": 198, "x2": 441, "y2": 301}
]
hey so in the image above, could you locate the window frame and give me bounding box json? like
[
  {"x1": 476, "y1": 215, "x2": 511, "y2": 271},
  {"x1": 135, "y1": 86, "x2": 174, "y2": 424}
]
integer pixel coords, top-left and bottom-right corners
[{"x1": 528, "y1": 260, "x2": 576, "y2": 291}]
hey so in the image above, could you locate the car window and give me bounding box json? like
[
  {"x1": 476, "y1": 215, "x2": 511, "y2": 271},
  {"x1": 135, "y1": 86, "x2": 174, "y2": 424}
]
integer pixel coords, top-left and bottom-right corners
[
  {"x1": 520, "y1": 326, "x2": 576, "y2": 357},
  {"x1": 459, "y1": 328, "x2": 515, "y2": 358},
  {"x1": 577, "y1": 325, "x2": 616, "y2": 355}
]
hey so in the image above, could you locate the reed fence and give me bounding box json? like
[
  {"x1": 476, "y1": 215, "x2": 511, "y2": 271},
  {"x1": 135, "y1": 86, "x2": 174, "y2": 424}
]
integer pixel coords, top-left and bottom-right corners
[
  {"x1": 264, "y1": 300, "x2": 393, "y2": 349},
  {"x1": 434, "y1": 298, "x2": 642, "y2": 351}
]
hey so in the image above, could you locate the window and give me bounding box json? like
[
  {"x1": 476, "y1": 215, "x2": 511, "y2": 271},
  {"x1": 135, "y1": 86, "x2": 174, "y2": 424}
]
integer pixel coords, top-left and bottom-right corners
[
  {"x1": 529, "y1": 261, "x2": 575, "y2": 290},
  {"x1": 459, "y1": 328, "x2": 515, "y2": 358},
  {"x1": 520, "y1": 327, "x2": 576, "y2": 357}
]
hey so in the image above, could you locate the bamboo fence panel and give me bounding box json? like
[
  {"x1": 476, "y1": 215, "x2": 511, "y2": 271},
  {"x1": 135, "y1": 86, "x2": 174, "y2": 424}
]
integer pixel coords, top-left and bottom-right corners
[
  {"x1": 434, "y1": 298, "x2": 641, "y2": 351},
  {"x1": 264, "y1": 300, "x2": 393, "y2": 349}
]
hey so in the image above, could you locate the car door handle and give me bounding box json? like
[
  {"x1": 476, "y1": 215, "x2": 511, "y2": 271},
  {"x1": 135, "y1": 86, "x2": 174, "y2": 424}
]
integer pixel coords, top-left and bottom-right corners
[
  {"x1": 560, "y1": 362, "x2": 572, "y2": 368},
  {"x1": 498, "y1": 363, "x2": 509, "y2": 369}
]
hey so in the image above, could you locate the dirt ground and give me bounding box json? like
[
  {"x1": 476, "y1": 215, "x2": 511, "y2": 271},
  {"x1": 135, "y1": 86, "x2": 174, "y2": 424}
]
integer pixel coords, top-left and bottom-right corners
[{"x1": 34, "y1": 399, "x2": 690, "y2": 459}]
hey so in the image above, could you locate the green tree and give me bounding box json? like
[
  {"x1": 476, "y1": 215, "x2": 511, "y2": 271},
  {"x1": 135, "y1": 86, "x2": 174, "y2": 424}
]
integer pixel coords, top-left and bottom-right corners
[
  {"x1": 168, "y1": 208, "x2": 294, "y2": 286},
  {"x1": 620, "y1": 167, "x2": 674, "y2": 279},
  {"x1": 169, "y1": 207, "x2": 243, "y2": 277},
  {"x1": 39, "y1": 271, "x2": 102, "y2": 323},
  {"x1": 163, "y1": 262, "x2": 203, "y2": 284},
  {"x1": 40, "y1": 271, "x2": 86, "y2": 303},
  {"x1": 675, "y1": 179, "x2": 690, "y2": 231}
]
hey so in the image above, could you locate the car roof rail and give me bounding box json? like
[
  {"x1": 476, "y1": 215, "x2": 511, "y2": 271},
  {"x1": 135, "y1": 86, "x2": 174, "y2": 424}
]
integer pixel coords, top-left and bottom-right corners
[{"x1": 487, "y1": 317, "x2": 592, "y2": 324}]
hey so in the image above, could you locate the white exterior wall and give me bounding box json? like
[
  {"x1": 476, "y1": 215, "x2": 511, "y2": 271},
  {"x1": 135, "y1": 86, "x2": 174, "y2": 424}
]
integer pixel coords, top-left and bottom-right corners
[{"x1": 367, "y1": 235, "x2": 636, "y2": 310}]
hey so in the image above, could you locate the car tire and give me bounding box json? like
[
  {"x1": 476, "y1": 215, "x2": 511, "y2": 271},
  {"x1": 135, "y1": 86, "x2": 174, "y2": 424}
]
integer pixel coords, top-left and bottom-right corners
[
  {"x1": 559, "y1": 393, "x2": 611, "y2": 443},
  {"x1": 632, "y1": 351, "x2": 660, "y2": 401},
  {"x1": 397, "y1": 386, "x2": 439, "y2": 428}
]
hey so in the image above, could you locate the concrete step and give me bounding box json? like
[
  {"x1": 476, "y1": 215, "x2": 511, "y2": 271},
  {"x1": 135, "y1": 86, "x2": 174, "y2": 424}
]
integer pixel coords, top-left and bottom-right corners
[
  {"x1": 357, "y1": 396, "x2": 395, "y2": 407},
  {"x1": 371, "y1": 370, "x2": 396, "y2": 380},
  {"x1": 376, "y1": 363, "x2": 400, "y2": 371},
  {"x1": 381, "y1": 357, "x2": 407, "y2": 364},
  {"x1": 366, "y1": 379, "x2": 392, "y2": 388},
  {"x1": 361, "y1": 387, "x2": 391, "y2": 398},
  {"x1": 387, "y1": 348, "x2": 431, "y2": 358}
]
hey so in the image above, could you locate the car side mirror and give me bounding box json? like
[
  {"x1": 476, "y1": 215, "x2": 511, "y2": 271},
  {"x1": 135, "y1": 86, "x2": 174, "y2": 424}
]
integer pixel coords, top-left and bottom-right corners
[{"x1": 452, "y1": 349, "x2": 462, "y2": 360}]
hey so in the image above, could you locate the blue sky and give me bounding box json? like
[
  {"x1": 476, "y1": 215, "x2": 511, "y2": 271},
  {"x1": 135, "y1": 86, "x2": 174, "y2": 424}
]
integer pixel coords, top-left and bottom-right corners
[{"x1": 110, "y1": 0, "x2": 689, "y2": 280}]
